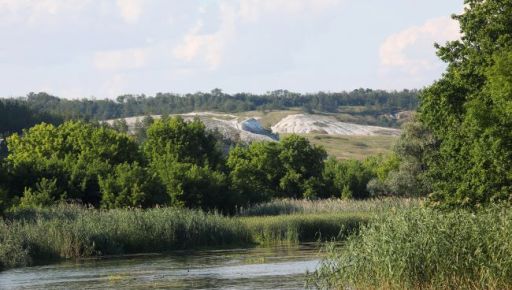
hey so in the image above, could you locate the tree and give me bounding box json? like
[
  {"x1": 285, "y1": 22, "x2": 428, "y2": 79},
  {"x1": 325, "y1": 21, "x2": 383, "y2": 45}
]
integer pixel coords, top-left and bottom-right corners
[
  {"x1": 6, "y1": 121, "x2": 141, "y2": 206},
  {"x1": 143, "y1": 117, "x2": 230, "y2": 210},
  {"x1": 323, "y1": 158, "x2": 375, "y2": 199},
  {"x1": 227, "y1": 142, "x2": 282, "y2": 205},
  {"x1": 99, "y1": 162, "x2": 167, "y2": 209},
  {"x1": 278, "y1": 135, "x2": 327, "y2": 198},
  {"x1": 143, "y1": 116, "x2": 222, "y2": 168},
  {"x1": 227, "y1": 135, "x2": 327, "y2": 201},
  {"x1": 419, "y1": 0, "x2": 512, "y2": 206}
]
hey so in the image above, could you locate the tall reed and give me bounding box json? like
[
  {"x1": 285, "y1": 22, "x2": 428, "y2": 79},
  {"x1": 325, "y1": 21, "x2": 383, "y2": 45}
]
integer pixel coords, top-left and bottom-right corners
[
  {"x1": 310, "y1": 206, "x2": 512, "y2": 289},
  {"x1": 238, "y1": 197, "x2": 420, "y2": 216}
]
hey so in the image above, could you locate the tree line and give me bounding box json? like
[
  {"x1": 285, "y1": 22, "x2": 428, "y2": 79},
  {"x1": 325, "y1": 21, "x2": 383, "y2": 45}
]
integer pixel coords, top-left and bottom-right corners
[{"x1": 5, "y1": 88, "x2": 418, "y2": 121}]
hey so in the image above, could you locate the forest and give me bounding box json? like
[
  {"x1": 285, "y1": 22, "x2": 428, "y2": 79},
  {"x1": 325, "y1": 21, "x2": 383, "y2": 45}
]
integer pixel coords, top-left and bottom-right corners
[{"x1": 1, "y1": 88, "x2": 418, "y2": 126}]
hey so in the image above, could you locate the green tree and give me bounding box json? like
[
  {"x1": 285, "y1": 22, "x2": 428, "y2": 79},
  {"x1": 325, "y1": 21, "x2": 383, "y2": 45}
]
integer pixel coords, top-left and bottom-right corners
[
  {"x1": 143, "y1": 116, "x2": 229, "y2": 210},
  {"x1": 419, "y1": 0, "x2": 512, "y2": 206},
  {"x1": 143, "y1": 116, "x2": 222, "y2": 168},
  {"x1": 6, "y1": 121, "x2": 141, "y2": 206},
  {"x1": 278, "y1": 135, "x2": 327, "y2": 198},
  {"x1": 226, "y1": 142, "x2": 282, "y2": 205},
  {"x1": 323, "y1": 158, "x2": 375, "y2": 199},
  {"x1": 99, "y1": 162, "x2": 167, "y2": 209},
  {"x1": 227, "y1": 135, "x2": 327, "y2": 201}
]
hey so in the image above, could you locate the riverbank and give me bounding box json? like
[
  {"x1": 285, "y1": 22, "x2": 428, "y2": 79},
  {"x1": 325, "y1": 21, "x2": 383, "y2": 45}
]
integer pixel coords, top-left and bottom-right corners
[
  {"x1": 1, "y1": 199, "x2": 408, "y2": 271},
  {"x1": 310, "y1": 206, "x2": 512, "y2": 289}
]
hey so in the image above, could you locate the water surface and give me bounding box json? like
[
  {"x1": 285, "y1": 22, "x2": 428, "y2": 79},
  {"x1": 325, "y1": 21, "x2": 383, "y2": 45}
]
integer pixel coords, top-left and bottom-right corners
[{"x1": 0, "y1": 244, "x2": 321, "y2": 289}]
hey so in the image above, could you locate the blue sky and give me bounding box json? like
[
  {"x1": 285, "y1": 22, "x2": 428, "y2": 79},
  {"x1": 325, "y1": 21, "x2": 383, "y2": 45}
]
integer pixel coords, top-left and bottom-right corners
[{"x1": 0, "y1": 0, "x2": 463, "y2": 99}]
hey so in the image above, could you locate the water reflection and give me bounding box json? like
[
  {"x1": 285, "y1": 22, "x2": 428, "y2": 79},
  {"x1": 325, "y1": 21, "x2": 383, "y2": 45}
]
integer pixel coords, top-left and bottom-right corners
[{"x1": 0, "y1": 244, "x2": 321, "y2": 289}]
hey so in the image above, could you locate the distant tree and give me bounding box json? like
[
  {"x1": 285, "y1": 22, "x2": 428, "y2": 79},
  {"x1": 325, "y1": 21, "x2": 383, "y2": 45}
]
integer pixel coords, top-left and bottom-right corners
[
  {"x1": 111, "y1": 119, "x2": 129, "y2": 133},
  {"x1": 323, "y1": 158, "x2": 375, "y2": 199},
  {"x1": 133, "y1": 115, "x2": 154, "y2": 143}
]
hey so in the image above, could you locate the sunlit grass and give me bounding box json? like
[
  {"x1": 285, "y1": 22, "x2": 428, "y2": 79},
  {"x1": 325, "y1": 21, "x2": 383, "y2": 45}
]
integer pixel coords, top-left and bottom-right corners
[{"x1": 310, "y1": 206, "x2": 512, "y2": 289}]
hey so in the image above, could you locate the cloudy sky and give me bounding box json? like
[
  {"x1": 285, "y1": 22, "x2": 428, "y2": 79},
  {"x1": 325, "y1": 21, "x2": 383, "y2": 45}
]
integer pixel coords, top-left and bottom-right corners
[{"x1": 0, "y1": 0, "x2": 462, "y2": 99}]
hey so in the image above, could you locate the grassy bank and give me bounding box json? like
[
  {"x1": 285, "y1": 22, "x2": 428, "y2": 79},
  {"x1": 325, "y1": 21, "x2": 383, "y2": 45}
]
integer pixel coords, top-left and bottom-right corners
[
  {"x1": 238, "y1": 197, "x2": 419, "y2": 216},
  {"x1": 310, "y1": 206, "x2": 512, "y2": 289},
  {"x1": 0, "y1": 200, "x2": 381, "y2": 271}
]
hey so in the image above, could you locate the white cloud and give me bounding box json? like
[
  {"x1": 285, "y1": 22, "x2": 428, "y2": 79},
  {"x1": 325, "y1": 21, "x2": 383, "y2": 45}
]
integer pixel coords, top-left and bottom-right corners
[
  {"x1": 116, "y1": 0, "x2": 143, "y2": 23},
  {"x1": 238, "y1": 0, "x2": 341, "y2": 21},
  {"x1": 379, "y1": 16, "x2": 460, "y2": 75},
  {"x1": 173, "y1": 0, "x2": 341, "y2": 71},
  {"x1": 93, "y1": 48, "x2": 148, "y2": 71},
  {"x1": 173, "y1": 3, "x2": 236, "y2": 70},
  {"x1": 0, "y1": 0, "x2": 91, "y2": 24}
]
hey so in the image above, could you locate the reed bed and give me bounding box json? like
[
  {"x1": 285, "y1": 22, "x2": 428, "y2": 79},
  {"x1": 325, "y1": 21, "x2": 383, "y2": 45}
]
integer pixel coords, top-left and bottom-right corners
[
  {"x1": 0, "y1": 203, "x2": 371, "y2": 271},
  {"x1": 240, "y1": 212, "x2": 368, "y2": 245},
  {"x1": 0, "y1": 205, "x2": 251, "y2": 270},
  {"x1": 310, "y1": 206, "x2": 512, "y2": 289},
  {"x1": 238, "y1": 197, "x2": 420, "y2": 216}
]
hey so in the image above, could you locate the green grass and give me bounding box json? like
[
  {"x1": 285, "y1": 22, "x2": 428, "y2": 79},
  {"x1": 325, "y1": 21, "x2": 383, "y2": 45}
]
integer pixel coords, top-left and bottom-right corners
[
  {"x1": 238, "y1": 197, "x2": 420, "y2": 216},
  {"x1": 310, "y1": 206, "x2": 512, "y2": 289},
  {"x1": 240, "y1": 213, "x2": 368, "y2": 245},
  {"x1": 0, "y1": 202, "x2": 375, "y2": 271},
  {"x1": 306, "y1": 134, "x2": 397, "y2": 160}
]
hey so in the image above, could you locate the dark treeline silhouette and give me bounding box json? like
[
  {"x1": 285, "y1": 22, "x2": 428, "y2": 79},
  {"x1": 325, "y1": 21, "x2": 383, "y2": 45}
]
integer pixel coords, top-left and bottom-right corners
[
  {"x1": 0, "y1": 100, "x2": 63, "y2": 138},
  {"x1": 4, "y1": 88, "x2": 419, "y2": 121}
]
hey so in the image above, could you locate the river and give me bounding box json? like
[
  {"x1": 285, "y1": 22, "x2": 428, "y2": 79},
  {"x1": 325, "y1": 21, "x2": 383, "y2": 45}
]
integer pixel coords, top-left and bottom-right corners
[{"x1": 0, "y1": 244, "x2": 322, "y2": 289}]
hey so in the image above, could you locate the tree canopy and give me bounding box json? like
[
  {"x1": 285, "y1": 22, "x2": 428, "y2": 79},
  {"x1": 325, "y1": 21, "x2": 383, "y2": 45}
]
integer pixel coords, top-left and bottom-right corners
[{"x1": 420, "y1": 0, "x2": 512, "y2": 206}]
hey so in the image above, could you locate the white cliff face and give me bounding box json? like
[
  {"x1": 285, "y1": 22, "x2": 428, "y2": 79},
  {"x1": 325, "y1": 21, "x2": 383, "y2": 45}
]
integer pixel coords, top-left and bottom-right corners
[
  {"x1": 104, "y1": 113, "x2": 277, "y2": 143},
  {"x1": 271, "y1": 114, "x2": 400, "y2": 136},
  {"x1": 105, "y1": 112, "x2": 400, "y2": 144}
]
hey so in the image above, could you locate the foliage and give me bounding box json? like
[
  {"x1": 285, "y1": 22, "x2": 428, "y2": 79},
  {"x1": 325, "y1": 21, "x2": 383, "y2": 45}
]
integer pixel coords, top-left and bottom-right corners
[
  {"x1": 323, "y1": 158, "x2": 376, "y2": 199},
  {"x1": 419, "y1": 0, "x2": 512, "y2": 206},
  {"x1": 98, "y1": 162, "x2": 167, "y2": 209},
  {"x1": 143, "y1": 116, "x2": 222, "y2": 168},
  {"x1": 0, "y1": 99, "x2": 62, "y2": 138},
  {"x1": 143, "y1": 116, "x2": 229, "y2": 210},
  {"x1": 0, "y1": 203, "x2": 370, "y2": 270},
  {"x1": 227, "y1": 135, "x2": 327, "y2": 201},
  {"x1": 6, "y1": 121, "x2": 141, "y2": 206},
  {"x1": 311, "y1": 206, "x2": 512, "y2": 289},
  {"x1": 367, "y1": 116, "x2": 434, "y2": 197},
  {"x1": 238, "y1": 197, "x2": 420, "y2": 216},
  {"x1": 14, "y1": 89, "x2": 419, "y2": 123},
  {"x1": 19, "y1": 178, "x2": 59, "y2": 208}
]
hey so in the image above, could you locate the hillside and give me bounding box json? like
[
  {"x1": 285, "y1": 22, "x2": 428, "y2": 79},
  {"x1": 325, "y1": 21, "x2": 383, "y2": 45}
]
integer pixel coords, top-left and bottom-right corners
[{"x1": 107, "y1": 111, "x2": 399, "y2": 159}]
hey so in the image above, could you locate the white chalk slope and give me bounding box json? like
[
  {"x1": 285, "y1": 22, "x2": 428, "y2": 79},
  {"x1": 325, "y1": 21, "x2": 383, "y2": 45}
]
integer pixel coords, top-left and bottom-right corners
[
  {"x1": 271, "y1": 114, "x2": 400, "y2": 136},
  {"x1": 105, "y1": 112, "x2": 277, "y2": 143}
]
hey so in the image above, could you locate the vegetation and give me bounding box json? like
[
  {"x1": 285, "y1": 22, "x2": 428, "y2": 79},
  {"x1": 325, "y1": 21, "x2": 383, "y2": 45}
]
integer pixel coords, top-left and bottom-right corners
[
  {"x1": 238, "y1": 197, "x2": 420, "y2": 216},
  {"x1": 305, "y1": 134, "x2": 397, "y2": 160},
  {"x1": 419, "y1": 0, "x2": 512, "y2": 207},
  {"x1": 0, "y1": 201, "x2": 380, "y2": 271},
  {"x1": 311, "y1": 206, "x2": 512, "y2": 289},
  {"x1": 7, "y1": 89, "x2": 418, "y2": 123},
  {"x1": 310, "y1": 1, "x2": 512, "y2": 289}
]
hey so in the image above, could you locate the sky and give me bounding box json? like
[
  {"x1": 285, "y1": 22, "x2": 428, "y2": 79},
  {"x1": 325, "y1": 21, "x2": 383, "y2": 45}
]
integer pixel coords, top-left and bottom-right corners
[{"x1": 0, "y1": 0, "x2": 463, "y2": 99}]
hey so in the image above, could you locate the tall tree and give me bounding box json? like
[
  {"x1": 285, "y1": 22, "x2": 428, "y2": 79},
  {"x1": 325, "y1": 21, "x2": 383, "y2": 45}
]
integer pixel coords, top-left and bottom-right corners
[{"x1": 420, "y1": 0, "x2": 512, "y2": 206}]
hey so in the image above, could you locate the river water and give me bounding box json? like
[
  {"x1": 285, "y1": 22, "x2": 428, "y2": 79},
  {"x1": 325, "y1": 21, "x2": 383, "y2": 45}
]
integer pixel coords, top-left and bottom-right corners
[{"x1": 0, "y1": 244, "x2": 322, "y2": 289}]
